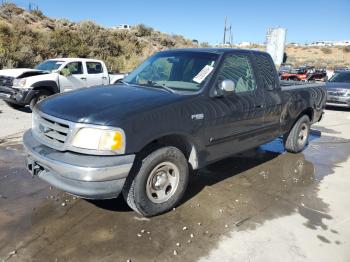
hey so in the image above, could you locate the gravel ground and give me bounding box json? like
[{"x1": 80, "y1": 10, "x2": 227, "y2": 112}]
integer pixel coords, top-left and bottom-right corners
[{"x1": 0, "y1": 101, "x2": 31, "y2": 140}]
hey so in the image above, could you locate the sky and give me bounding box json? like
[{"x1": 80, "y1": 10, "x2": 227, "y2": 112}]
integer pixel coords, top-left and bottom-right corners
[{"x1": 11, "y1": 0, "x2": 350, "y2": 45}]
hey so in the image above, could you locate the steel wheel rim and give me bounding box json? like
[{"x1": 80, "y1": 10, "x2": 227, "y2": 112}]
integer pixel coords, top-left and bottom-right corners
[
  {"x1": 146, "y1": 161, "x2": 180, "y2": 204},
  {"x1": 38, "y1": 95, "x2": 48, "y2": 102},
  {"x1": 298, "y1": 123, "x2": 309, "y2": 147}
]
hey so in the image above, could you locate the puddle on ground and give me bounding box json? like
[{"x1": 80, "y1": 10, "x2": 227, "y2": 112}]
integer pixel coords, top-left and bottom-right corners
[{"x1": 0, "y1": 131, "x2": 350, "y2": 262}]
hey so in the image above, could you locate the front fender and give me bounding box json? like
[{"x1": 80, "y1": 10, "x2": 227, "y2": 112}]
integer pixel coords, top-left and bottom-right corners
[{"x1": 31, "y1": 80, "x2": 59, "y2": 93}]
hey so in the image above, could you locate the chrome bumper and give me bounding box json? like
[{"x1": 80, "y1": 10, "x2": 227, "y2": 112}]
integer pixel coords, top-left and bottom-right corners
[
  {"x1": 326, "y1": 96, "x2": 350, "y2": 108},
  {"x1": 23, "y1": 129, "x2": 135, "y2": 199}
]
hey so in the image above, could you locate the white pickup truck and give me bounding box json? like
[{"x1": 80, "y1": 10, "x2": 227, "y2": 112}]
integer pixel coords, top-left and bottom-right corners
[{"x1": 0, "y1": 58, "x2": 124, "y2": 109}]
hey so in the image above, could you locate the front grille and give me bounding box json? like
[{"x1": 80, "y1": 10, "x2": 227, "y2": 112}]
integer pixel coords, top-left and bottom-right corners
[
  {"x1": 327, "y1": 91, "x2": 345, "y2": 96},
  {"x1": 32, "y1": 112, "x2": 70, "y2": 150},
  {"x1": 328, "y1": 100, "x2": 347, "y2": 105},
  {"x1": 0, "y1": 75, "x2": 14, "y2": 87}
]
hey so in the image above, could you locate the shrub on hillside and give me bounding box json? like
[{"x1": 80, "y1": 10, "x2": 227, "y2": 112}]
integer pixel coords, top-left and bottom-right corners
[
  {"x1": 0, "y1": 2, "x2": 24, "y2": 16},
  {"x1": 343, "y1": 46, "x2": 350, "y2": 53},
  {"x1": 30, "y1": 9, "x2": 44, "y2": 18},
  {"x1": 321, "y1": 47, "x2": 332, "y2": 54},
  {"x1": 134, "y1": 24, "x2": 153, "y2": 37},
  {"x1": 0, "y1": 4, "x2": 195, "y2": 71}
]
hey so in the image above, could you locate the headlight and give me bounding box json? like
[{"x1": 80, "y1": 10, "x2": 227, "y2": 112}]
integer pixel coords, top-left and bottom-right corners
[
  {"x1": 13, "y1": 78, "x2": 26, "y2": 88},
  {"x1": 71, "y1": 127, "x2": 125, "y2": 154}
]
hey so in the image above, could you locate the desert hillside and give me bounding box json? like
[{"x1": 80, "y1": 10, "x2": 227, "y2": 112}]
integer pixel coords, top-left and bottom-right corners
[
  {"x1": 284, "y1": 45, "x2": 350, "y2": 68},
  {"x1": 0, "y1": 3, "x2": 348, "y2": 72},
  {"x1": 242, "y1": 44, "x2": 350, "y2": 68},
  {"x1": 0, "y1": 3, "x2": 195, "y2": 72}
]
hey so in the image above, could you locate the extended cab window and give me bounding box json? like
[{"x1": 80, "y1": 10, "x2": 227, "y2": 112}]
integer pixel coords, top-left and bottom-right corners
[
  {"x1": 63, "y1": 62, "x2": 83, "y2": 75},
  {"x1": 216, "y1": 54, "x2": 256, "y2": 93},
  {"x1": 255, "y1": 54, "x2": 278, "y2": 90},
  {"x1": 87, "y1": 62, "x2": 103, "y2": 74}
]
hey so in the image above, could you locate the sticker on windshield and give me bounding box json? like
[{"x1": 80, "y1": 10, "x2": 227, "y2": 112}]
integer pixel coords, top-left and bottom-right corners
[{"x1": 193, "y1": 65, "x2": 214, "y2": 84}]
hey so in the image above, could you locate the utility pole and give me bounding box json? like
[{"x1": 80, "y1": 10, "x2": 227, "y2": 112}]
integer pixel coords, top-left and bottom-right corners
[
  {"x1": 229, "y1": 24, "x2": 233, "y2": 46},
  {"x1": 223, "y1": 18, "x2": 233, "y2": 46},
  {"x1": 223, "y1": 17, "x2": 227, "y2": 45}
]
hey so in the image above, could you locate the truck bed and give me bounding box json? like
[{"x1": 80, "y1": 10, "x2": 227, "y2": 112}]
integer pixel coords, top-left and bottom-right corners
[{"x1": 280, "y1": 80, "x2": 325, "y2": 91}]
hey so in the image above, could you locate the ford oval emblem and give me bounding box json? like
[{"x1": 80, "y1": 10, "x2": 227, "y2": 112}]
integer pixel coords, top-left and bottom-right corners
[{"x1": 39, "y1": 124, "x2": 50, "y2": 134}]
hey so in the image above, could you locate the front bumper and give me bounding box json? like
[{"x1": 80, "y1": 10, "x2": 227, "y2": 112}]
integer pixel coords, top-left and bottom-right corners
[
  {"x1": 23, "y1": 129, "x2": 135, "y2": 199},
  {"x1": 0, "y1": 86, "x2": 38, "y2": 105},
  {"x1": 326, "y1": 95, "x2": 350, "y2": 108}
]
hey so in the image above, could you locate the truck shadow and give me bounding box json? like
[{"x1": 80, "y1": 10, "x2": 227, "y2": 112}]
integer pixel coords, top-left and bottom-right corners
[
  {"x1": 325, "y1": 105, "x2": 350, "y2": 112},
  {"x1": 92, "y1": 132, "x2": 323, "y2": 212},
  {"x1": 183, "y1": 147, "x2": 280, "y2": 203},
  {"x1": 92, "y1": 135, "x2": 323, "y2": 212},
  {"x1": 13, "y1": 106, "x2": 32, "y2": 113},
  {"x1": 91, "y1": 146, "x2": 282, "y2": 212}
]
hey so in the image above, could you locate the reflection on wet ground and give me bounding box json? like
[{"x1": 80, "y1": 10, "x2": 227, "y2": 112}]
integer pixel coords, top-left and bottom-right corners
[{"x1": 0, "y1": 130, "x2": 350, "y2": 262}]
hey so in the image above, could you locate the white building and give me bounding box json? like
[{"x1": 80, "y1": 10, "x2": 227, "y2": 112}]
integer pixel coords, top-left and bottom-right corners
[
  {"x1": 310, "y1": 40, "x2": 350, "y2": 46},
  {"x1": 113, "y1": 24, "x2": 131, "y2": 30},
  {"x1": 237, "y1": 42, "x2": 252, "y2": 47}
]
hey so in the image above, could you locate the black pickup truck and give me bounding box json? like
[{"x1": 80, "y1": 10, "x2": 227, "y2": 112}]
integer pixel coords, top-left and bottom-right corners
[{"x1": 23, "y1": 48, "x2": 326, "y2": 216}]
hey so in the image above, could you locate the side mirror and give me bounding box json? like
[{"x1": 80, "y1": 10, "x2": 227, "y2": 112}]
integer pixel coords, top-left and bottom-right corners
[{"x1": 216, "y1": 79, "x2": 235, "y2": 96}]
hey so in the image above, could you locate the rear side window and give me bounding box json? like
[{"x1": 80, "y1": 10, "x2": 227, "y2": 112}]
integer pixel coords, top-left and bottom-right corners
[
  {"x1": 216, "y1": 54, "x2": 256, "y2": 93},
  {"x1": 255, "y1": 54, "x2": 278, "y2": 90},
  {"x1": 87, "y1": 62, "x2": 103, "y2": 74}
]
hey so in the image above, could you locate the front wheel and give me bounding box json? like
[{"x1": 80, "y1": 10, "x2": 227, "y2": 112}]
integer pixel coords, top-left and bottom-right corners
[
  {"x1": 29, "y1": 90, "x2": 52, "y2": 110},
  {"x1": 122, "y1": 146, "x2": 189, "y2": 217},
  {"x1": 284, "y1": 115, "x2": 310, "y2": 153}
]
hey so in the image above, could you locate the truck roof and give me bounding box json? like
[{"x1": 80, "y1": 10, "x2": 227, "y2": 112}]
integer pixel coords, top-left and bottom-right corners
[
  {"x1": 160, "y1": 48, "x2": 268, "y2": 55},
  {"x1": 47, "y1": 58, "x2": 103, "y2": 63}
]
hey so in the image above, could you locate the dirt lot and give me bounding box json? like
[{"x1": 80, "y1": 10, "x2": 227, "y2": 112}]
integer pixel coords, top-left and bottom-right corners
[{"x1": 0, "y1": 100, "x2": 350, "y2": 262}]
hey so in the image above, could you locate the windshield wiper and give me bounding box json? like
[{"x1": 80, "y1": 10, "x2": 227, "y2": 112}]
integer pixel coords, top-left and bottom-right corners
[{"x1": 148, "y1": 80, "x2": 175, "y2": 93}]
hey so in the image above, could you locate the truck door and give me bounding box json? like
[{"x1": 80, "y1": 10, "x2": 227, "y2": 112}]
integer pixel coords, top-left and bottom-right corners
[
  {"x1": 85, "y1": 61, "x2": 108, "y2": 87},
  {"x1": 253, "y1": 53, "x2": 283, "y2": 140},
  {"x1": 204, "y1": 53, "x2": 265, "y2": 162},
  {"x1": 58, "y1": 61, "x2": 86, "y2": 92}
]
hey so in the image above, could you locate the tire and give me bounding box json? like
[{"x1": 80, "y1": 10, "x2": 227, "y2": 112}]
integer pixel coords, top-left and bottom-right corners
[
  {"x1": 29, "y1": 90, "x2": 52, "y2": 110},
  {"x1": 4, "y1": 101, "x2": 25, "y2": 110},
  {"x1": 284, "y1": 115, "x2": 310, "y2": 153},
  {"x1": 122, "y1": 146, "x2": 189, "y2": 217}
]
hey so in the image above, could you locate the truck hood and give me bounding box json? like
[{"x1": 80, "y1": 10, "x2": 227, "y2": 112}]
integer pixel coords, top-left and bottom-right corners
[
  {"x1": 37, "y1": 85, "x2": 186, "y2": 126},
  {"x1": 0, "y1": 68, "x2": 47, "y2": 78}
]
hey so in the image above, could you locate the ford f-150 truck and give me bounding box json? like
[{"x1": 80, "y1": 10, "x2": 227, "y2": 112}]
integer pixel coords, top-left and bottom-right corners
[
  {"x1": 23, "y1": 49, "x2": 326, "y2": 217},
  {"x1": 0, "y1": 58, "x2": 124, "y2": 109}
]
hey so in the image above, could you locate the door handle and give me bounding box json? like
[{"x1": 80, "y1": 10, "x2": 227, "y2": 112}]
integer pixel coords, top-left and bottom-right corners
[
  {"x1": 80, "y1": 77, "x2": 87, "y2": 80},
  {"x1": 102, "y1": 76, "x2": 107, "y2": 80},
  {"x1": 256, "y1": 104, "x2": 264, "y2": 108}
]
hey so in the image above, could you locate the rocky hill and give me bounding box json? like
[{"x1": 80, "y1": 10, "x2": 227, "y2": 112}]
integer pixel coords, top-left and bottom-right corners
[
  {"x1": 1, "y1": 3, "x2": 348, "y2": 71},
  {"x1": 0, "y1": 3, "x2": 196, "y2": 72}
]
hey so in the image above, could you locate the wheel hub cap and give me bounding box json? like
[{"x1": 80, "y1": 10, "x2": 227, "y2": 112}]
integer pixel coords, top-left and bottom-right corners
[
  {"x1": 146, "y1": 161, "x2": 180, "y2": 204},
  {"x1": 298, "y1": 123, "x2": 308, "y2": 147}
]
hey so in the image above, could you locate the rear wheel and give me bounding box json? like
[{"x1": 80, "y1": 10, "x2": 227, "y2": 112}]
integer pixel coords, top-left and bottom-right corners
[
  {"x1": 284, "y1": 115, "x2": 310, "y2": 153},
  {"x1": 4, "y1": 101, "x2": 25, "y2": 110},
  {"x1": 29, "y1": 90, "x2": 52, "y2": 110},
  {"x1": 122, "y1": 146, "x2": 189, "y2": 217}
]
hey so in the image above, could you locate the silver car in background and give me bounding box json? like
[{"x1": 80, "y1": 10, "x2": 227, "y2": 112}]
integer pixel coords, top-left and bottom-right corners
[{"x1": 326, "y1": 71, "x2": 350, "y2": 108}]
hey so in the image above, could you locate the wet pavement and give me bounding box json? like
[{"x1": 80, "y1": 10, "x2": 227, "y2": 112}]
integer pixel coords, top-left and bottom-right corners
[{"x1": 1, "y1": 110, "x2": 350, "y2": 262}]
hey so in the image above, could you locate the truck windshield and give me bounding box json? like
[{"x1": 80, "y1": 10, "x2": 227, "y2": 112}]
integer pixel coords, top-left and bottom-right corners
[
  {"x1": 123, "y1": 52, "x2": 219, "y2": 92},
  {"x1": 35, "y1": 60, "x2": 64, "y2": 72},
  {"x1": 329, "y1": 72, "x2": 350, "y2": 83}
]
